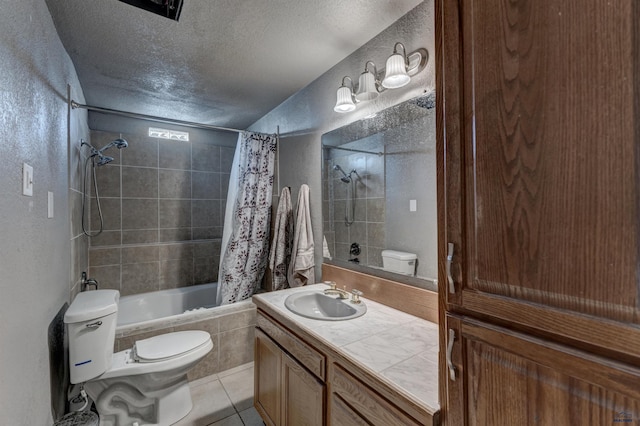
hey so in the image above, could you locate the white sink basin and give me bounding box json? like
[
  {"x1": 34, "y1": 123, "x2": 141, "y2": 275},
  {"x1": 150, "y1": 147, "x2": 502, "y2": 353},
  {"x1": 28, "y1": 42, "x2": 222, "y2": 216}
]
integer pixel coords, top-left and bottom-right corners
[{"x1": 284, "y1": 290, "x2": 367, "y2": 321}]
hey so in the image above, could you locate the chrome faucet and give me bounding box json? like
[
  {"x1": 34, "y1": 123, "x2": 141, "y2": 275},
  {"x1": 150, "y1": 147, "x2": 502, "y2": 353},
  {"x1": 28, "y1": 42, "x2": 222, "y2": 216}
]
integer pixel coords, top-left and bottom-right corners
[{"x1": 81, "y1": 272, "x2": 99, "y2": 291}]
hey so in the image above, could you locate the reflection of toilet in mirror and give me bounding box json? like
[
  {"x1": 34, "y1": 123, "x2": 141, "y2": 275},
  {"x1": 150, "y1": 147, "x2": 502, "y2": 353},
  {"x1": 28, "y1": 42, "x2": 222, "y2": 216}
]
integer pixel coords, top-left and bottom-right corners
[
  {"x1": 64, "y1": 290, "x2": 213, "y2": 426},
  {"x1": 381, "y1": 250, "x2": 417, "y2": 276}
]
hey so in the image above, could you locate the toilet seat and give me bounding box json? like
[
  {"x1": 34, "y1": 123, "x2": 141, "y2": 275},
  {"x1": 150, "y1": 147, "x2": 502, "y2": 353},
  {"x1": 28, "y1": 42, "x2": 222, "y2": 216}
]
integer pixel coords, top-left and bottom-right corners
[
  {"x1": 97, "y1": 331, "x2": 213, "y2": 380},
  {"x1": 134, "y1": 330, "x2": 210, "y2": 363}
]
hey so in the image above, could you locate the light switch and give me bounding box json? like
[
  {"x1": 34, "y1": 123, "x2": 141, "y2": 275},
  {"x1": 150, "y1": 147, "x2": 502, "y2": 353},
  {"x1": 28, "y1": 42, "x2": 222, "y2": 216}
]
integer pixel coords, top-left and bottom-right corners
[
  {"x1": 22, "y1": 163, "x2": 33, "y2": 196},
  {"x1": 48, "y1": 191, "x2": 54, "y2": 218},
  {"x1": 409, "y1": 199, "x2": 417, "y2": 212}
]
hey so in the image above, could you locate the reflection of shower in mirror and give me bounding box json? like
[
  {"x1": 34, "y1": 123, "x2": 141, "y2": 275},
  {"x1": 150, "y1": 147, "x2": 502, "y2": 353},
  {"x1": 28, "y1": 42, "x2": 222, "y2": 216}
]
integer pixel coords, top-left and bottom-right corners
[
  {"x1": 321, "y1": 93, "x2": 437, "y2": 288},
  {"x1": 333, "y1": 164, "x2": 359, "y2": 226}
]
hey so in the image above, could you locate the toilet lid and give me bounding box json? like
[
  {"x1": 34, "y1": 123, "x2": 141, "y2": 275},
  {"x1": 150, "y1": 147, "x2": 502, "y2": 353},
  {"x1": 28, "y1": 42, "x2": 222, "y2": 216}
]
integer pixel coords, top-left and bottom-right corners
[{"x1": 134, "y1": 330, "x2": 210, "y2": 362}]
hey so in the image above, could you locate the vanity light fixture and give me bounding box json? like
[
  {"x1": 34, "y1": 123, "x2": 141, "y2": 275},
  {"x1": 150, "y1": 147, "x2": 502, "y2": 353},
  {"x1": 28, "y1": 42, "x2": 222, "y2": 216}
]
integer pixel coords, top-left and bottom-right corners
[
  {"x1": 333, "y1": 76, "x2": 357, "y2": 113},
  {"x1": 355, "y1": 61, "x2": 380, "y2": 102},
  {"x1": 333, "y1": 42, "x2": 428, "y2": 113},
  {"x1": 382, "y1": 42, "x2": 411, "y2": 89}
]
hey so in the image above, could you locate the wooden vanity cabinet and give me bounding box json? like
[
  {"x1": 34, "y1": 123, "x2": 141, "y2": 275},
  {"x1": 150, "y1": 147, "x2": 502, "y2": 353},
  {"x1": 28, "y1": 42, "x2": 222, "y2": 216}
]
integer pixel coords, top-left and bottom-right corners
[
  {"x1": 254, "y1": 325, "x2": 325, "y2": 426},
  {"x1": 437, "y1": 0, "x2": 640, "y2": 424},
  {"x1": 330, "y1": 363, "x2": 424, "y2": 426},
  {"x1": 281, "y1": 352, "x2": 324, "y2": 425},
  {"x1": 254, "y1": 309, "x2": 437, "y2": 426},
  {"x1": 255, "y1": 329, "x2": 282, "y2": 426}
]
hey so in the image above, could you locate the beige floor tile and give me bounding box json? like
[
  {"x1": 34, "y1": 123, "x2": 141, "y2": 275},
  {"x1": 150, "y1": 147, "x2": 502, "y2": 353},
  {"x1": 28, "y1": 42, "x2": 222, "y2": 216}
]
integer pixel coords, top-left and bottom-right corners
[
  {"x1": 219, "y1": 365, "x2": 255, "y2": 412},
  {"x1": 175, "y1": 379, "x2": 235, "y2": 426},
  {"x1": 189, "y1": 372, "x2": 220, "y2": 388}
]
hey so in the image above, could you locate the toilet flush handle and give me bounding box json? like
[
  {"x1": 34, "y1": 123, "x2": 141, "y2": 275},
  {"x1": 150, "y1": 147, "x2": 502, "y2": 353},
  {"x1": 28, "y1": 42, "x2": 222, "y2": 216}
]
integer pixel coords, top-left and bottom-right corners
[{"x1": 86, "y1": 321, "x2": 102, "y2": 329}]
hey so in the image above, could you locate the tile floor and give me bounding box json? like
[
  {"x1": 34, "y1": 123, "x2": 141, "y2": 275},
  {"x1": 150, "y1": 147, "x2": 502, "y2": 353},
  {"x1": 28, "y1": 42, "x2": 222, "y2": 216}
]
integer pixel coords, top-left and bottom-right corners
[{"x1": 175, "y1": 362, "x2": 265, "y2": 426}]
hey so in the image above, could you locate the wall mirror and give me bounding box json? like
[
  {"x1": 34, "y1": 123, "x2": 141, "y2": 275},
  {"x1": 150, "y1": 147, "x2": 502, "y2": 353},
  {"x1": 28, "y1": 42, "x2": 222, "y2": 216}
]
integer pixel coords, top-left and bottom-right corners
[{"x1": 321, "y1": 93, "x2": 437, "y2": 291}]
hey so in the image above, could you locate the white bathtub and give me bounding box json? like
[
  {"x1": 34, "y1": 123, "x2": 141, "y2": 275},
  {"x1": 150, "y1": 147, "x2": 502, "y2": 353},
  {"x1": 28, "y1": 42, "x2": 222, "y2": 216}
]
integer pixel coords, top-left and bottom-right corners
[{"x1": 117, "y1": 282, "x2": 219, "y2": 328}]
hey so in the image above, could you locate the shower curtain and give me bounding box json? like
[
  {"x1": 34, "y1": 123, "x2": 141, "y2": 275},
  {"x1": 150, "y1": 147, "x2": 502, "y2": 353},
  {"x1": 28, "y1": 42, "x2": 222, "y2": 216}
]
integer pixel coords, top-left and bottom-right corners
[{"x1": 217, "y1": 131, "x2": 277, "y2": 305}]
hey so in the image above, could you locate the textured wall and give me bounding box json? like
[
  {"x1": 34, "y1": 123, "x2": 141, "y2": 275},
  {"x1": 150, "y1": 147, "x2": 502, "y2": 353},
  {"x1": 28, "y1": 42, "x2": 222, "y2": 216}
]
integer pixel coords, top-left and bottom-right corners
[
  {"x1": 70, "y1": 85, "x2": 91, "y2": 297},
  {"x1": 250, "y1": 1, "x2": 435, "y2": 281},
  {"x1": 385, "y1": 108, "x2": 437, "y2": 279},
  {"x1": 0, "y1": 0, "x2": 87, "y2": 423}
]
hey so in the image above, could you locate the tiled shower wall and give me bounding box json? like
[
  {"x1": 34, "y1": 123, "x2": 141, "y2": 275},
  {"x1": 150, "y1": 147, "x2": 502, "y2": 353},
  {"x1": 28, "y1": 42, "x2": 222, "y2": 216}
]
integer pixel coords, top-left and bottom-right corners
[
  {"x1": 87, "y1": 130, "x2": 235, "y2": 296},
  {"x1": 323, "y1": 145, "x2": 386, "y2": 267}
]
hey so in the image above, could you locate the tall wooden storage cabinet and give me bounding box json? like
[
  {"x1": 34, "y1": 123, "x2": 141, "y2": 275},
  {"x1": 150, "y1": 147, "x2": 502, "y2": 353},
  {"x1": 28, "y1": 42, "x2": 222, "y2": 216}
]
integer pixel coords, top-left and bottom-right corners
[{"x1": 436, "y1": 0, "x2": 640, "y2": 424}]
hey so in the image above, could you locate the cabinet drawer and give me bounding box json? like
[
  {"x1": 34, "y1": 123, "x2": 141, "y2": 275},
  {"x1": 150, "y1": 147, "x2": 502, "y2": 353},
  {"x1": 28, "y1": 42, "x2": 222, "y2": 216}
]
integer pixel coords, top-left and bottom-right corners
[
  {"x1": 330, "y1": 393, "x2": 369, "y2": 426},
  {"x1": 257, "y1": 312, "x2": 326, "y2": 380},
  {"x1": 331, "y1": 364, "x2": 423, "y2": 426}
]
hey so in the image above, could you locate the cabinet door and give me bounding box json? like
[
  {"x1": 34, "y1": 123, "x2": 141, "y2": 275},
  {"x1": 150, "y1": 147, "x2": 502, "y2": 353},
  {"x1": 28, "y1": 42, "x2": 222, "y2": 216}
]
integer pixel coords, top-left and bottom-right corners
[
  {"x1": 445, "y1": 315, "x2": 640, "y2": 425},
  {"x1": 281, "y1": 352, "x2": 325, "y2": 426},
  {"x1": 255, "y1": 329, "x2": 281, "y2": 426},
  {"x1": 438, "y1": 0, "x2": 640, "y2": 359}
]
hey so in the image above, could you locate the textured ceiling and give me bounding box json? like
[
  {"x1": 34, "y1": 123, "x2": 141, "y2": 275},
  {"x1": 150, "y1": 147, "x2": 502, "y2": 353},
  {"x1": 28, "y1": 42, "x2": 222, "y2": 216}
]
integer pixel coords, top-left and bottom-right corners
[{"x1": 46, "y1": 0, "x2": 423, "y2": 130}]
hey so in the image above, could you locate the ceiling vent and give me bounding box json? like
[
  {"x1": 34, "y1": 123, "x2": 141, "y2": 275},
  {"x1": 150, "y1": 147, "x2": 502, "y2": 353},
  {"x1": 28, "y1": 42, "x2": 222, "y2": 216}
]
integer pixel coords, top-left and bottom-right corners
[{"x1": 118, "y1": 0, "x2": 184, "y2": 21}]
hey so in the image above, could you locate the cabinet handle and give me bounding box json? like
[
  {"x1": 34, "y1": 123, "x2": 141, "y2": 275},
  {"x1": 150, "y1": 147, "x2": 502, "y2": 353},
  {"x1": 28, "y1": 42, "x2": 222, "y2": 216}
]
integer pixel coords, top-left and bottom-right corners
[
  {"x1": 446, "y1": 329, "x2": 456, "y2": 381},
  {"x1": 446, "y1": 242, "x2": 455, "y2": 293}
]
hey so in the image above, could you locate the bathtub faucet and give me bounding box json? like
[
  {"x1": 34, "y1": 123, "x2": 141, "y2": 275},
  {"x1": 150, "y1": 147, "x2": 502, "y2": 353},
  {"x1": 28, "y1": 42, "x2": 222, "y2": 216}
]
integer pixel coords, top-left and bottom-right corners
[{"x1": 81, "y1": 272, "x2": 99, "y2": 291}]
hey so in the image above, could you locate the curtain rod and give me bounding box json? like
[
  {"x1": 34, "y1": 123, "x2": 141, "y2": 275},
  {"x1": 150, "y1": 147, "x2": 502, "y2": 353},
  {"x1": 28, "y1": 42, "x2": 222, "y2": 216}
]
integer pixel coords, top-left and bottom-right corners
[
  {"x1": 70, "y1": 100, "x2": 245, "y2": 134},
  {"x1": 322, "y1": 144, "x2": 383, "y2": 156}
]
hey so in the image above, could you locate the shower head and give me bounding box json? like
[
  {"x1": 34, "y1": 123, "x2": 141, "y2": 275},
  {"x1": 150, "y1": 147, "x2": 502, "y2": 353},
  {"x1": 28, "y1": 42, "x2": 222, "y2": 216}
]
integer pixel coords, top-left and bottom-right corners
[
  {"x1": 99, "y1": 138, "x2": 128, "y2": 153},
  {"x1": 113, "y1": 138, "x2": 128, "y2": 149},
  {"x1": 333, "y1": 165, "x2": 351, "y2": 183},
  {"x1": 96, "y1": 155, "x2": 114, "y2": 166}
]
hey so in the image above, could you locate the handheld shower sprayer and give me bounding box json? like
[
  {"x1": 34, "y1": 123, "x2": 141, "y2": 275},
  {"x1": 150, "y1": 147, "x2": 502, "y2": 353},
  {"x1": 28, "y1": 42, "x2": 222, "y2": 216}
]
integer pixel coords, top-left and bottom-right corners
[
  {"x1": 81, "y1": 137, "x2": 128, "y2": 167},
  {"x1": 80, "y1": 136, "x2": 129, "y2": 237},
  {"x1": 100, "y1": 138, "x2": 129, "y2": 152},
  {"x1": 332, "y1": 164, "x2": 359, "y2": 226},
  {"x1": 96, "y1": 156, "x2": 114, "y2": 166},
  {"x1": 333, "y1": 165, "x2": 352, "y2": 183}
]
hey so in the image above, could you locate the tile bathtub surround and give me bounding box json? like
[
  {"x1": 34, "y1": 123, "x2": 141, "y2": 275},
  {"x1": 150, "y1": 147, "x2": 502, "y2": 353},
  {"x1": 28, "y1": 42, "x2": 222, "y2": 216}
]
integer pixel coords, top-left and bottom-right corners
[
  {"x1": 87, "y1": 130, "x2": 235, "y2": 295},
  {"x1": 253, "y1": 284, "x2": 440, "y2": 413}
]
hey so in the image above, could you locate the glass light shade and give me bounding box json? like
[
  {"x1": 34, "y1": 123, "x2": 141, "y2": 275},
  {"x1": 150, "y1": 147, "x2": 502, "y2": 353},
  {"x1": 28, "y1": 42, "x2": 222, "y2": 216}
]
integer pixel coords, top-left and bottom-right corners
[
  {"x1": 382, "y1": 53, "x2": 411, "y2": 89},
  {"x1": 355, "y1": 71, "x2": 379, "y2": 101},
  {"x1": 334, "y1": 85, "x2": 356, "y2": 113}
]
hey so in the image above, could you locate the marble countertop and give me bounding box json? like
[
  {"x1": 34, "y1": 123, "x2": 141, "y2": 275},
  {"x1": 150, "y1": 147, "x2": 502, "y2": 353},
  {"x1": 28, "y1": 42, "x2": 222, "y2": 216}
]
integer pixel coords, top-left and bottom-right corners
[{"x1": 252, "y1": 283, "x2": 439, "y2": 413}]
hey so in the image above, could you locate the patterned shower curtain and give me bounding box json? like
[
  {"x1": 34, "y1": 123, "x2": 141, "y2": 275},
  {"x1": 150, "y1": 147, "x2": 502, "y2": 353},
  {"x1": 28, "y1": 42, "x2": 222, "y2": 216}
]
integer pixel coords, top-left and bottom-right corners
[{"x1": 218, "y1": 131, "x2": 277, "y2": 305}]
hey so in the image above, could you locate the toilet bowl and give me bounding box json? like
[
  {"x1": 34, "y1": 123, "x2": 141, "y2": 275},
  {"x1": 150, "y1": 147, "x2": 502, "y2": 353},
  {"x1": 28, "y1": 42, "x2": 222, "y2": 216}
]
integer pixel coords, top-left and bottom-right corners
[{"x1": 64, "y1": 290, "x2": 212, "y2": 426}]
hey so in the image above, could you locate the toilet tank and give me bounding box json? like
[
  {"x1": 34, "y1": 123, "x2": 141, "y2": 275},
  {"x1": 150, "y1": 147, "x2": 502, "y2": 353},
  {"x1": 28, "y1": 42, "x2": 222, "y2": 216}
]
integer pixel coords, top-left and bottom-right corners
[
  {"x1": 381, "y1": 250, "x2": 417, "y2": 276},
  {"x1": 64, "y1": 290, "x2": 119, "y2": 384}
]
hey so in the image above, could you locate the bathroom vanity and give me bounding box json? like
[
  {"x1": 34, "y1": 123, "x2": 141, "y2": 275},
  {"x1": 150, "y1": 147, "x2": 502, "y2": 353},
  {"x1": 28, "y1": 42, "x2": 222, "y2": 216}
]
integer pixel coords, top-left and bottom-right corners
[{"x1": 252, "y1": 284, "x2": 440, "y2": 426}]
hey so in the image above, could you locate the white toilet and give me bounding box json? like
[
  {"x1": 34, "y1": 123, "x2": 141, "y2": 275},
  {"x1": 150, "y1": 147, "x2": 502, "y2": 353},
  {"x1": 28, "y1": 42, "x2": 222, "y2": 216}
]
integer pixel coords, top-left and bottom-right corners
[{"x1": 64, "y1": 290, "x2": 213, "y2": 426}]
